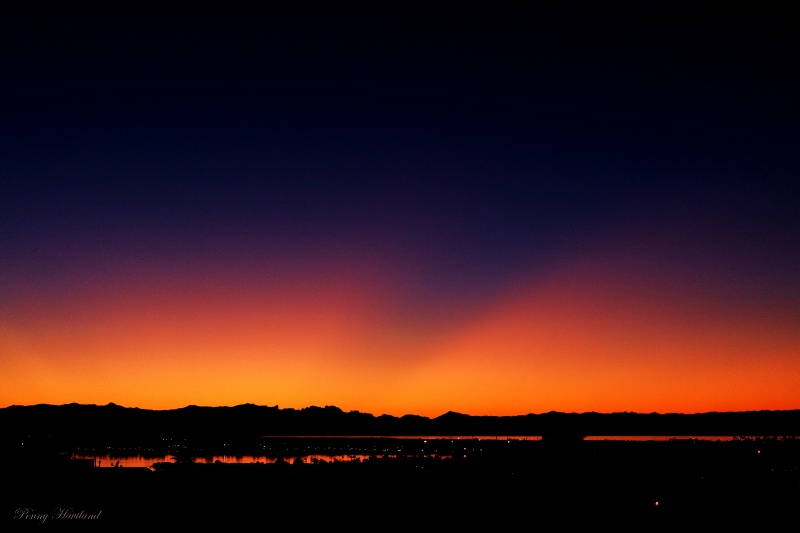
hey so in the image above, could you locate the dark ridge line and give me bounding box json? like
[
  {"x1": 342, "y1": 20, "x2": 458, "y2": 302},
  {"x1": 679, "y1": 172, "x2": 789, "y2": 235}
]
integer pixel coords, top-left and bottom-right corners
[
  {"x1": 2, "y1": 403, "x2": 799, "y2": 444},
  {"x1": 3, "y1": 401, "x2": 797, "y2": 417}
]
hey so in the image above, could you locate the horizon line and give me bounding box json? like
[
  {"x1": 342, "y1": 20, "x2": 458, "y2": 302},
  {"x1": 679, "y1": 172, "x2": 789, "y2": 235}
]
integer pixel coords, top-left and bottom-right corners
[{"x1": 4, "y1": 401, "x2": 798, "y2": 418}]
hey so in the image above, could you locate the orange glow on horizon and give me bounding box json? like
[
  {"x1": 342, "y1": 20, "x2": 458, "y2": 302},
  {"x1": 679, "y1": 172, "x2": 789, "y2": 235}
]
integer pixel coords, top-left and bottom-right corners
[{"x1": 2, "y1": 251, "x2": 799, "y2": 418}]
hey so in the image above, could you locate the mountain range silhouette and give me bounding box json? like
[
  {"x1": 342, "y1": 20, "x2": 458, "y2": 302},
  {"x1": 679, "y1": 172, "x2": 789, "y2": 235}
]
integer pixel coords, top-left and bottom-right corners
[{"x1": 2, "y1": 403, "x2": 798, "y2": 447}]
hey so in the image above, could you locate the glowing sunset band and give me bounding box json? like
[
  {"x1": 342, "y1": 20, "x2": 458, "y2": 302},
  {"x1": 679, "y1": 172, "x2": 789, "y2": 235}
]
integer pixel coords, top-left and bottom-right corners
[{"x1": 2, "y1": 251, "x2": 798, "y2": 417}]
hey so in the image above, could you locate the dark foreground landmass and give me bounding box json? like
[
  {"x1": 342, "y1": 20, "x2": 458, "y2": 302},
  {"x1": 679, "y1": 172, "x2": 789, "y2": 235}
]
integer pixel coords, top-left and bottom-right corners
[
  {"x1": 3, "y1": 404, "x2": 799, "y2": 529},
  {"x1": 4, "y1": 436, "x2": 800, "y2": 530}
]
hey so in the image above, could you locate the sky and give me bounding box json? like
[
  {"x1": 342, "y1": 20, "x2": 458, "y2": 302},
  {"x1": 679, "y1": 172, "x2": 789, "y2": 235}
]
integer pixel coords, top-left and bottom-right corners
[{"x1": 1, "y1": 2, "x2": 799, "y2": 417}]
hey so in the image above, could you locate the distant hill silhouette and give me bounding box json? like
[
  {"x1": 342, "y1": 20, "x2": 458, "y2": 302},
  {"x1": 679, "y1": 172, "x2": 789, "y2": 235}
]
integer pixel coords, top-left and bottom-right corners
[{"x1": 2, "y1": 403, "x2": 798, "y2": 449}]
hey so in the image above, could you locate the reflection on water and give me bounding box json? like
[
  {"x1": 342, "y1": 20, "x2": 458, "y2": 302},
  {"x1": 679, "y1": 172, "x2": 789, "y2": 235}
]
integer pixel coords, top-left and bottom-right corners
[
  {"x1": 583, "y1": 435, "x2": 737, "y2": 441},
  {"x1": 74, "y1": 453, "x2": 385, "y2": 469},
  {"x1": 72, "y1": 435, "x2": 749, "y2": 468},
  {"x1": 79, "y1": 455, "x2": 166, "y2": 469}
]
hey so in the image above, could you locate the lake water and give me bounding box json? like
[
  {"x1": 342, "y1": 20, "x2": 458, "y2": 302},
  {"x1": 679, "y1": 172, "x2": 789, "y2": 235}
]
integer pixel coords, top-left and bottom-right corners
[
  {"x1": 76, "y1": 453, "x2": 383, "y2": 468},
  {"x1": 70, "y1": 435, "x2": 744, "y2": 468}
]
